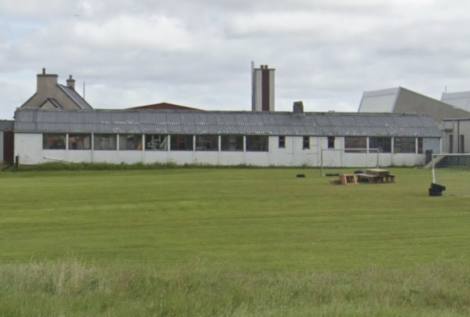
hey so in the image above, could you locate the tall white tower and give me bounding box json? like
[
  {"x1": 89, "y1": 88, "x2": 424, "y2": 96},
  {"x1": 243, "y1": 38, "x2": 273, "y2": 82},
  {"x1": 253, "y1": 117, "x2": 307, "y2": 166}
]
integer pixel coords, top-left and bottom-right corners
[{"x1": 251, "y1": 62, "x2": 275, "y2": 112}]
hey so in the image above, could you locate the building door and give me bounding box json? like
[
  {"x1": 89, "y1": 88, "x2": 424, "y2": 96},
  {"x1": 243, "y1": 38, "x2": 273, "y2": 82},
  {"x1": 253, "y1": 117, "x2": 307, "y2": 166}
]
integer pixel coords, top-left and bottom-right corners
[
  {"x1": 3, "y1": 131, "x2": 14, "y2": 165},
  {"x1": 449, "y1": 135, "x2": 453, "y2": 153},
  {"x1": 460, "y1": 135, "x2": 465, "y2": 153}
]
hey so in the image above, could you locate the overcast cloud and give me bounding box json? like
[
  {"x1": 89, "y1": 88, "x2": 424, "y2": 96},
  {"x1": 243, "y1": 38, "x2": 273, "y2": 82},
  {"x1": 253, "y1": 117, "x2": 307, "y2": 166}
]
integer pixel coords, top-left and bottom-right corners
[{"x1": 1, "y1": 0, "x2": 470, "y2": 119}]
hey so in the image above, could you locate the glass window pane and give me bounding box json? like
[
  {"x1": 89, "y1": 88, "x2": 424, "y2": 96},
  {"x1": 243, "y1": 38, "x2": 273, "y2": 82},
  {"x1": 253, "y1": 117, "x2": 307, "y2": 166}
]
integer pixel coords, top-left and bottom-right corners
[
  {"x1": 394, "y1": 137, "x2": 416, "y2": 153},
  {"x1": 345, "y1": 137, "x2": 367, "y2": 153},
  {"x1": 303, "y1": 136, "x2": 310, "y2": 149},
  {"x1": 145, "y1": 135, "x2": 168, "y2": 151},
  {"x1": 221, "y1": 135, "x2": 243, "y2": 151},
  {"x1": 328, "y1": 136, "x2": 335, "y2": 149},
  {"x1": 119, "y1": 134, "x2": 143, "y2": 150},
  {"x1": 94, "y1": 134, "x2": 117, "y2": 150},
  {"x1": 43, "y1": 134, "x2": 66, "y2": 150},
  {"x1": 170, "y1": 135, "x2": 193, "y2": 151},
  {"x1": 418, "y1": 138, "x2": 424, "y2": 154},
  {"x1": 369, "y1": 137, "x2": 391, "y2": 153},
  {"x1": 196, "y1": 135, "x2": 219, "y2": 151},
  {"x1": 246, "y1": 135, "x2": 268, "y2": 152},
  {"x1": 69, "y1": 134, "x2": 91, "y2": 150}
]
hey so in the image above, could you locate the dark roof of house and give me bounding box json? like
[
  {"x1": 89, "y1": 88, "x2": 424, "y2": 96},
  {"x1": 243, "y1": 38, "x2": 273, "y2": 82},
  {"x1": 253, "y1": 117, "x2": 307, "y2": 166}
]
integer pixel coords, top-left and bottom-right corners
[
  {"x1": 128, "y1": 102, "x2": 202, "y2": 111},
  {"x1": 58, "y1": 85, "x2": 93, "y2": 109},
  {"x1": 39, "y1": 98, "x2": 63, "y2": 109},
  {"x1": 14, "y1": 108, "x2": 442, "y2": 137}
]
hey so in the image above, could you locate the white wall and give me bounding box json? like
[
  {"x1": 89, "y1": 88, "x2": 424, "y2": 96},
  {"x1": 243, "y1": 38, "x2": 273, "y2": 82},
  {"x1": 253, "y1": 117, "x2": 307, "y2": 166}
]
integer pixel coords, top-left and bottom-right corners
[
  {"x1": 15, "y1": 133, "x2": 43, "y2": 165},
  {"x1": 14, "y1": 133, "x2": 433, "y2": 167}
]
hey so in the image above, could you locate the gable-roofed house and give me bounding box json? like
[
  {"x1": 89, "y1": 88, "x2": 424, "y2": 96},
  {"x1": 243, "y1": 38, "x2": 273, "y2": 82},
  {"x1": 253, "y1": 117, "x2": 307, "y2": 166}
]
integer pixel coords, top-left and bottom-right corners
[
  {"x1": 14, "y1": 105, "x2": 442, "y2": 167},
  {"x1": 358, "y1": 87, "x2": 470, "y2": 154},
  {"x1": 20, "y1": 69, "x2": 92, "y2": 110}
]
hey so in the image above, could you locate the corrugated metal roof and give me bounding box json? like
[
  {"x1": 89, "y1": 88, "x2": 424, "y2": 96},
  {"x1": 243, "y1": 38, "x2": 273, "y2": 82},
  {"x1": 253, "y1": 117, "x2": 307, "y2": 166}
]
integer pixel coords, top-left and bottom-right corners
[
  {"x1": 58, "y1": 85, "x2": 93, "y2": 109},
  {"x1": 13, "y1": 109, "x2": 442, "y2": 137},
  {"x1": 441, "y1": 91, "x2": 470, "y2": 112},
  {"x1": 358, "y1": 87, "x2": 399, "y2": 113}
]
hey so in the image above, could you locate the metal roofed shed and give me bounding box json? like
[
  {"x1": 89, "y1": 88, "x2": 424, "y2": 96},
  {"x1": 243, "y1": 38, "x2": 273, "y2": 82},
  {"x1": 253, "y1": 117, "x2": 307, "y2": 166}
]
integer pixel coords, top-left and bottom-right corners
[
  {"x1": 14, "y1": 109, "x2": 442, "y2": 137},
  {"x1": 13, "y1": 108, "x2": 442, "y2": 167}
]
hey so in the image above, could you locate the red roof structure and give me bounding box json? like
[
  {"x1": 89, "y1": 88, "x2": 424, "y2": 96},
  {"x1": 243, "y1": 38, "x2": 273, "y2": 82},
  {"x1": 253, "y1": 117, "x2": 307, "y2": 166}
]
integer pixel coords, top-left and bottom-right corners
[{"x1": 128, "y1": 102, "x2": 202, "y2": 111}]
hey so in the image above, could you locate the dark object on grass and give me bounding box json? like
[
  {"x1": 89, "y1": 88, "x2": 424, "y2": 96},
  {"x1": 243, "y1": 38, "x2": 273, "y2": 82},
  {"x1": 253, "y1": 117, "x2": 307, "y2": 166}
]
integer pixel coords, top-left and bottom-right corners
[
  {"x1": 431, "y1": 183, "x2": 446, "y2": 191},
  {"x1": 354, "y1": 170, "x2": 364, "y2": 174},
  {"x1": 325, "y1": 173, "x2": 339, "y2": 177},
  {"x1": 296, "y1": 174, "x2": 306, "y2": 178},
  {"x1": 428, "y1": 187, "x2": 444, "y2": 197}
]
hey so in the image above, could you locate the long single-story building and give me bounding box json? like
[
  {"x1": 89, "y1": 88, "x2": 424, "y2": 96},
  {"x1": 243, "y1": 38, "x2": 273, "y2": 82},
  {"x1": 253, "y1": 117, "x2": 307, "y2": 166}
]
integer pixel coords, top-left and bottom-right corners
[{"x1": 13, "y1": 105, "x2": 442, "y2": 167}]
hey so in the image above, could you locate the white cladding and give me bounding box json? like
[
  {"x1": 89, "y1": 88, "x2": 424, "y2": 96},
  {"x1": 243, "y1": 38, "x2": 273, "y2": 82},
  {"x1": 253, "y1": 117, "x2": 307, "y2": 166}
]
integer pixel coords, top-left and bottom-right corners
[
  {"x1": 358, "y1": 87, "x2": 399, "y2": 113},
  {"x1": 15, "y1": 133, "x2": 432, "y2": 167},
  {"x1": 441, "y1": 91, "x2": 470, "y2": 112}
]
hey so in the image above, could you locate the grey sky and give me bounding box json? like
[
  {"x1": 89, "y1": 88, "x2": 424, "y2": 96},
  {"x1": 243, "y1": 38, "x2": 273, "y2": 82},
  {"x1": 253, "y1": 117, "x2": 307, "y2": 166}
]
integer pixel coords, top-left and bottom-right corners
[{"x1": 1, "y1": 0, "x2": 469, "y2": 119}]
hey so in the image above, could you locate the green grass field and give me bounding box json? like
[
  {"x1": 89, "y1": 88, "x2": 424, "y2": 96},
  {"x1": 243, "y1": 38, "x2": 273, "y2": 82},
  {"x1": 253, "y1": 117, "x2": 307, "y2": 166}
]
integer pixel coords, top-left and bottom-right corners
[{"x1": 1, "y1": 168, "x2": 470, "y2": 316}]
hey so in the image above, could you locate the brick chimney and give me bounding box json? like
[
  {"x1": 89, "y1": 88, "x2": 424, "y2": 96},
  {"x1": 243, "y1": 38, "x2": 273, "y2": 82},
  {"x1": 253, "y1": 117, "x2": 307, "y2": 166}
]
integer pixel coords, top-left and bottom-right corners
[
  {"x1": 293, "y1": 101, "x2": 304, "y2": 115},
  {"x1": 66, "y1": 75, "x2": 75, "y2": 90},
  {"x1": 37, "y1": 68, "x2": 58, "y2": 98}
]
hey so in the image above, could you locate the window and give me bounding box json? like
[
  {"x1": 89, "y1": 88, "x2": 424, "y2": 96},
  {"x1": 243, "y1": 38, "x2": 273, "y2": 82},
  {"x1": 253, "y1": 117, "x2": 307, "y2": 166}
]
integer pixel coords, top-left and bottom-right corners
[
  {"x1": 345, "y1": 137, "x2": 367, "y2": 152},
  {"x1": 119, "y1": 134, "x2": 143, "y2": 151},
  {"x1": 278, "y1": 136, "x2": 286, "y2": 148},
  {"x1": 94, "y1": 134, "x2": 117, "y2": 150},
  {"x1": 394, "y1": 137, "x2": 416, "y2": 153},
  {"x1": 449, "y1": 135, "x2": 453, "y2": 153},
  {"x1": 369, "y1": 137, "x2": 391, "y2": 153},
  {"x1": 303, "y1": 136, "x2": 310, "y2": 149},
  {"x1": 417, "y1": 138, "x2": 423, "y2": 154},
  {"x1": 68, "y1": 134, "x2": 91, "y2": 150},
  {"x1": 246, "y1": 135, "x2": 268, "y2": 152},
  {"x1": 460, "y1": 135, "x2": 465, "y2": 153},
  {"x1": 221, "y1": 135, "x2": 243, "y2": 151},
  {"x1": 170, "y1": 135, "x2": 193, "y2": 151},
  {"x1": 196, "y1": 135, "x2": 219, "y2": 151},
  {"x1": 145, "y1": 135, "x2": 168, "y2": 151},
  {"x1": 43, "y1": 134, "x2": 66, "y2": 150},
  {"x1": 327, "y1": 136, "x2": 335, "y2": 149}
]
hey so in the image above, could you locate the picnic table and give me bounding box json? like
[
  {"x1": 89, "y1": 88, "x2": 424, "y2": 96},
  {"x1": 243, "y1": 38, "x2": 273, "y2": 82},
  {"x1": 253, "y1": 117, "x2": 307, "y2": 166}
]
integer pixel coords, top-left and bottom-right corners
[{"x1": 356, "y1": 169, "x2": 395, "y2": 184}]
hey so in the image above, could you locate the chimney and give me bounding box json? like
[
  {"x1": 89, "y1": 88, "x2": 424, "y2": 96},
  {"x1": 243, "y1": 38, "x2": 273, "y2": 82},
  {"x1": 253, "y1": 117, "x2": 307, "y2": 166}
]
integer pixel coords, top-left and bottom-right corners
[
  {"x1": 37, "y1": 68, "x2": 58, "y2": 97},
  {"x1": 66, "y1": 75, "x2": 75, "y2": 90},
  {"x1": 293, "y1": 101, "x2": 304, "y2": 115},
  {"x1": 251, "y1": 63, "x2": 275, "y2": 112}
]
